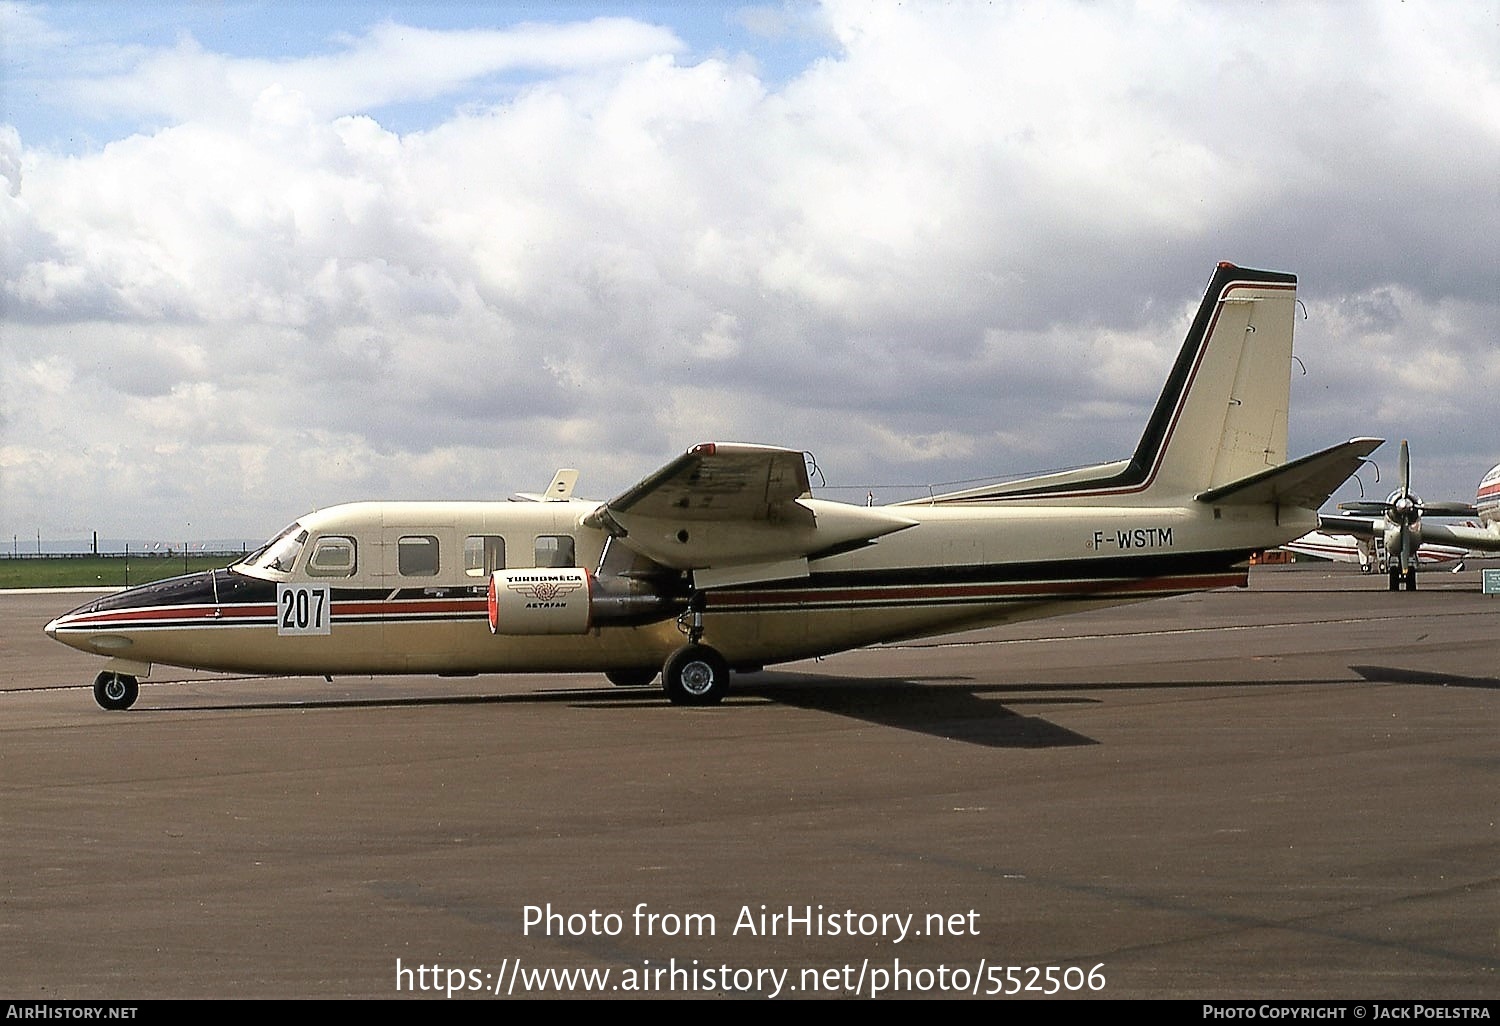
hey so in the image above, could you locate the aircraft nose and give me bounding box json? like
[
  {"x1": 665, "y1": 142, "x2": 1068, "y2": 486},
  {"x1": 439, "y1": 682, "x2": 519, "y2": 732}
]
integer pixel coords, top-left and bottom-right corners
[
  {"x1": 43, "y1": 569, "x2": 222, "y2": 655},
  {"x1": 43, "y1": 598, "x2": 113, "y2": 654}
]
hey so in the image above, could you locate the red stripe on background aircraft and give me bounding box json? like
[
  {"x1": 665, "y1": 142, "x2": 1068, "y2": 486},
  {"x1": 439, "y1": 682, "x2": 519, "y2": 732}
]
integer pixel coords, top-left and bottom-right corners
[{"x1": 48, "y1": 263, "x2": 1380, "y2": 710}]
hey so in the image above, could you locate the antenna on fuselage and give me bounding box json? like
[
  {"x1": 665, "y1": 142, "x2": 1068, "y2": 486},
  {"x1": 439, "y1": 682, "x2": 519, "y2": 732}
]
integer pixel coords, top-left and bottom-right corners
[{"x1": 516, "y1": 468, "x2": 580, "y2": 502}]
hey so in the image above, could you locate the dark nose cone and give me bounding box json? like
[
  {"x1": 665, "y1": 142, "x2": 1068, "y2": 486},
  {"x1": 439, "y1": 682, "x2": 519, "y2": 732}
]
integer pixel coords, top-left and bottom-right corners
[{"x1": 45, "y1": 569, "x2": 231, "y2": 649}]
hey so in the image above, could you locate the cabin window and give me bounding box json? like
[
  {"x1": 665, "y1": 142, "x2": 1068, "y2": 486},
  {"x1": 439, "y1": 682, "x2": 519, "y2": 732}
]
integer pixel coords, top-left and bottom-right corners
[
  {"x1": 534, "y1": 535, "x2": 576, "y2": 568},
  {"x1": 464, "y1": 535, "x2": 506, "y2": 577},
  {"x1": 398, "y1": 535, "x2": 440, "y2": 577},
  {"x1": 307, "y1": 536, "x2": 357, "y2": 577}
]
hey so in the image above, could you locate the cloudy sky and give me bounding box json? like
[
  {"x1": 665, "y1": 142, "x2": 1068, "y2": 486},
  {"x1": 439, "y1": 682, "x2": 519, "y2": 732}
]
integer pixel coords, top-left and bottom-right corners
[{"x1": 2, "y1": 0, "x2": 1497, "y2": 547}]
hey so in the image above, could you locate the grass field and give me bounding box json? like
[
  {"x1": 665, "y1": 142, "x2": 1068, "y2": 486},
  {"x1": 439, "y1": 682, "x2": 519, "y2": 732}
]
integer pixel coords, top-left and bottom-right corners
[{"x1": 0, "y1": 555, "x2": 235, "y2": 590}]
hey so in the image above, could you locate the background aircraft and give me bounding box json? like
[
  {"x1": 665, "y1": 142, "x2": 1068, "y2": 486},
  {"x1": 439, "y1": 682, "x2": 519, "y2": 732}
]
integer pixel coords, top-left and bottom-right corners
[
  {"x1": 1281, "y1": 530, "x2": 1468, "y2": 574},
  {"x1": 1309, "y1": 442, "x2": 1500, "y2": 590}
]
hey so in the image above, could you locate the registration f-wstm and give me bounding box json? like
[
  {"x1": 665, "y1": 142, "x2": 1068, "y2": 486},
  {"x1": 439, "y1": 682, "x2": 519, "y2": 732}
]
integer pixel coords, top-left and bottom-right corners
[{"x1": 49, "y1": 264, "x2": 1379, "y2": 711}]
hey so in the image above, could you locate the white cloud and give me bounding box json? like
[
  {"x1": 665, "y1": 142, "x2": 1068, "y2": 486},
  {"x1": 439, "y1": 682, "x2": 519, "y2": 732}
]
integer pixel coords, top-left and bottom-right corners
[{"x1": 60, "y1": 17, "x2": 687, "y2": 126}]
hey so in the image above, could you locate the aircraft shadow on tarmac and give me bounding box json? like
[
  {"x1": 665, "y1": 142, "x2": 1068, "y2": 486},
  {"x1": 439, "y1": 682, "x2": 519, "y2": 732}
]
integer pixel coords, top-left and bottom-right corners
[
  {"x1": 142, "y1": 663, "x2": 1494, "y2": 748},
  {"x1": 727, "y1": 673, "x2": 1101, "y2": 749},
  {"x1": 151, "y1": 675, "x2": 1099, "y2": 749},
  {"x1": 1349, "y1": 665, "x2": 1500, "y2": 690}
]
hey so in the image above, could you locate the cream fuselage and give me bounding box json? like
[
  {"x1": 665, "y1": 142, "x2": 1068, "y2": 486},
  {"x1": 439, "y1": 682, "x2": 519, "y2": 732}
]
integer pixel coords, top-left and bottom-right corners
[{"x1": 46, "y1": 494, "x2": 1310, "y2": 680}]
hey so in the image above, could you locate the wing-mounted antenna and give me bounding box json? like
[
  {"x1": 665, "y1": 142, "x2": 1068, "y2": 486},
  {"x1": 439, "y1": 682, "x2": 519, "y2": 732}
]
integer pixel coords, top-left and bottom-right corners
[
  {"x1": 804, "y1": 450, "x2": 826, "y2": 489},
  {"x1": 1349, "y1": 455, "x2": 1381, "y2": 498}
]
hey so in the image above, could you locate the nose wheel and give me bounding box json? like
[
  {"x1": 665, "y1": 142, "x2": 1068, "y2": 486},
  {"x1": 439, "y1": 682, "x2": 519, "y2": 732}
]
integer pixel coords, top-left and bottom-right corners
[{"x1": 93, "y1": 671, "x2": 140, "y2": 711}]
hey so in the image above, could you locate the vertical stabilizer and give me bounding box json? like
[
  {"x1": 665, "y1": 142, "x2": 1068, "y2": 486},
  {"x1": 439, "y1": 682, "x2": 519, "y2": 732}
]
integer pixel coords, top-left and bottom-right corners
[
  {"x1": 925, "y1": 263, "x2": 1298, "y2": 506},
  {"x1": 1138, "y1": 263, "x2": 1296, "y2": 498}
]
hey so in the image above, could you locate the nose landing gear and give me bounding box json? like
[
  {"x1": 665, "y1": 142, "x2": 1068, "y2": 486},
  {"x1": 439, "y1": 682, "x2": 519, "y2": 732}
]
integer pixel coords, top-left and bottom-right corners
[{"x1": 93, "y1": 671, "x2": 140, "y2": 711}]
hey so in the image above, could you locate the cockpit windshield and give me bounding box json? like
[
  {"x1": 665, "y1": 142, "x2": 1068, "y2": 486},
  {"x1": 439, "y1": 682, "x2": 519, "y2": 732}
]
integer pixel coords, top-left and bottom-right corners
[{"x1": 235, "y1": 523, "x2": 308, "y2": 577}]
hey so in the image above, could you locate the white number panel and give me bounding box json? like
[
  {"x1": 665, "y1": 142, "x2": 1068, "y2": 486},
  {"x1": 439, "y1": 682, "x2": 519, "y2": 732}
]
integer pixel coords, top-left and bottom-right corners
[{"x1": 276, "y1": 584, "x2": 332, "y2": 636}]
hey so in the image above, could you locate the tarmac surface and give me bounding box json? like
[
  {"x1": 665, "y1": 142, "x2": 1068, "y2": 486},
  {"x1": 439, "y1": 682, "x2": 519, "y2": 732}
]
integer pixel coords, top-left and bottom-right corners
[{"x1": 2, "y1": 564, "x2": 1496, "y2": 1000}]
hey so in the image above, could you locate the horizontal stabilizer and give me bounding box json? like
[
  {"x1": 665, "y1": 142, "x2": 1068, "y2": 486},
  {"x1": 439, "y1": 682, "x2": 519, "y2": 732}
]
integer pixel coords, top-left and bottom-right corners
[{"x1": 1195, "y1": 437, "x2": 1383, "y2": 508}]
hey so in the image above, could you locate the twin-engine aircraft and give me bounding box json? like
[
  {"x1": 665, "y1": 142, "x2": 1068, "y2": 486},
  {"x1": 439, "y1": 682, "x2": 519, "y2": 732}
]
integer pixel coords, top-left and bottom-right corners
[
  {"x1": 48, "y1": 263, "x2": 1381, "y2": 711},
  {"x1": 1294, "y1": 444, "x2": 1500, "y2": 589}
]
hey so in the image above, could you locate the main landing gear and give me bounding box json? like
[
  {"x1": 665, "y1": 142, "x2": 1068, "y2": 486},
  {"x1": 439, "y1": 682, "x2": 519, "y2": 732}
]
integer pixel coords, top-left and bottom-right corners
[
  {"x1": 663, "y1": 644, "x2": 730, "y2": 706},
  {"x1": 661, "y1": 592, "x2": 730, "y2": 706},
  {"x1": 93, "y1": 671, "x2": 139, "y2": 711},
  {"x1": 1389, "y1": 567, "x2": 1417, "y2": 592},
  {"x1": 603, "y1": 593, "x2": 732, "y2": 705}
]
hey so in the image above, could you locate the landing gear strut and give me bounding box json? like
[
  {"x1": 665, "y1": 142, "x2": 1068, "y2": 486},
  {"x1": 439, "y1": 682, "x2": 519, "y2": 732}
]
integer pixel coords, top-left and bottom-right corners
[
  {"x1": 93, "y1": 671, "x2": 139, "y2": 711},
  {"x1": 662, "y1": 593, "x2": 729, "y2": 706}
]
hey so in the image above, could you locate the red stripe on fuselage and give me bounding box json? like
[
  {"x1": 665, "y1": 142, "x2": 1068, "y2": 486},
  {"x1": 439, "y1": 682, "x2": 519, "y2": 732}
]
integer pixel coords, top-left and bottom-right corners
[{"x1": 51, "y1": 597, "x2": 490, "y2": 631}]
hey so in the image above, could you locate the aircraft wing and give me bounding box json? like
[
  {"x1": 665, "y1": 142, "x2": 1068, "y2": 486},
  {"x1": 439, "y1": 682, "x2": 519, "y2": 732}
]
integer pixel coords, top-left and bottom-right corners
[
  {"x1": 1195, "y1": 437, "x2": 1383, "y2": 508},
  {"x1": 1415, "y1": 521, "x2": 1500, "y2": 552},
  {"x1": 1312, "y1": 515, "x2": 1499, "y2": 555},
  {"x1": 1284, "y1": 530, "x2": 1467, "y2": 565},
  {"x1": 584, "y1": 443, "x2": 917, "y2": 587},
  {"x1": 1282, "y1": 531, "x2": 1363, "y2": 563},
  {"x1": 1317, "y1": 513, "x2": 1381, "y2": 538},
  {"x1": 598, "y1": 442, "x2": 814, "y2": 524}
]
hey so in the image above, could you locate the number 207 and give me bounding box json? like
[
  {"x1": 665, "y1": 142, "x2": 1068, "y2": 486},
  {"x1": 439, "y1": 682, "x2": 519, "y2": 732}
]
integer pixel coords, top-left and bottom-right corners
[{"x1": 277, "y1": 585, "x2": 331, "y2": 636}]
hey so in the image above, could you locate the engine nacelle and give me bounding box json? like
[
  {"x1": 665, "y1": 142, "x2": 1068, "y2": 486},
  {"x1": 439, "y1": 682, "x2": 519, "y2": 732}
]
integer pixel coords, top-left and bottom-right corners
[
  {"x1": 488, "y1": 569, "x2": 593, "y2": 635},
  {"x1": 487, "y1": 568, "x2": 682, "y2": 635}
]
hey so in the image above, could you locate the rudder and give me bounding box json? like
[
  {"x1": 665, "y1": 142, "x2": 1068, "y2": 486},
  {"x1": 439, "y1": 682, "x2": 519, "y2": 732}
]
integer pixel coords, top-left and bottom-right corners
[{"x1": 1136, "y1": 262, "x2": 1297, "y2": 498}]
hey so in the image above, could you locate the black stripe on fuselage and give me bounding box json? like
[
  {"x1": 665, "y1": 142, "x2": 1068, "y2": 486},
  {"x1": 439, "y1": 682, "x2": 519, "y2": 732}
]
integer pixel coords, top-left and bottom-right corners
[
  {"x1": 64, "y1": 571, "x2": 399, "y2": 618},
  {"x1": 750, "y1": 549, "x2": 1254, "y2": 591}
]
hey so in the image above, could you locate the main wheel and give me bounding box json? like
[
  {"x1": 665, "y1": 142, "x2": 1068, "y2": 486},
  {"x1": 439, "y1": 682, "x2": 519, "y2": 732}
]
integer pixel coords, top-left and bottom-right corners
[
  {"x1": 663, "y1": 644, "x2": 729, "y2": 706},
  {"x1": 605, "y1": 667, "x2": 658, "y2": 687},
  {"x1": 93, "y1": 671, "x2": 139, "y2": 711}
]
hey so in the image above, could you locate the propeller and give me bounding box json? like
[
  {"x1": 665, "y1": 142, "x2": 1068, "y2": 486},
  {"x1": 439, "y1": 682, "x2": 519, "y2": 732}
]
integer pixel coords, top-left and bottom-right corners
[{"x1": 1336, "y1": 440, "x2": 1474, "y2": 578}]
